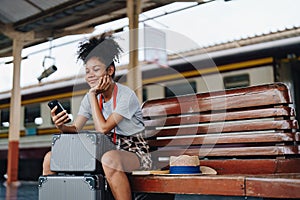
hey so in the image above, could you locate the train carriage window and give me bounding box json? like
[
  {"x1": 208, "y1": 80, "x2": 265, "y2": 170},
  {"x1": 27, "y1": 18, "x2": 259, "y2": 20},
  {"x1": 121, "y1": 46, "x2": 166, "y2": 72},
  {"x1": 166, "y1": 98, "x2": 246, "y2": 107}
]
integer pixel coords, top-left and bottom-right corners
[
  {"x1": 24, "y1": 104, "x2": 41, "y2": 127},
  {"x1": 0, "y1": 108, "x2": 10, "y2": 130},
  {"x1": 165, "y1": 81, "x2": 197, "y2": 97},
  {"x1": 223, "y1": 74, "x2": 250, "y2": 89},
  {"x1": 143, "y1": 88, "x2": 148, "y2": 102}
]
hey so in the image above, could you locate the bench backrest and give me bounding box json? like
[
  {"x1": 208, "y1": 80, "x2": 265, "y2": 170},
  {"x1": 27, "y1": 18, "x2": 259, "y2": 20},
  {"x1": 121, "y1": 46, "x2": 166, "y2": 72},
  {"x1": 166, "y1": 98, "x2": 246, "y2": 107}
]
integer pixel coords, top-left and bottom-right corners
[{"x1": 142, "y1": 83, "x2": 300, "y2": 174}]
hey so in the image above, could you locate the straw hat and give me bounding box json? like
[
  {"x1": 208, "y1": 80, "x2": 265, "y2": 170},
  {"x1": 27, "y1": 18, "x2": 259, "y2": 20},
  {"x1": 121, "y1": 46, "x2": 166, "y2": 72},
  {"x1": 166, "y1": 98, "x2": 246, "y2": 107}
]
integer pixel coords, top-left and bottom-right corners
[{"x1": 169, "y1": 155, "x2": 217, "y2": 175}]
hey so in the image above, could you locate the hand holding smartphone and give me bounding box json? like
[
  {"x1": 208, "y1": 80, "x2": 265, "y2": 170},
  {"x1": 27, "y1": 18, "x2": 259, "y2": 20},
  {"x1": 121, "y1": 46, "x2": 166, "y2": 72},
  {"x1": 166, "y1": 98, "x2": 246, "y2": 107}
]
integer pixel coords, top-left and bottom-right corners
[{"x1": 48, "y1": 100, "x2": 71, "y2": 123}]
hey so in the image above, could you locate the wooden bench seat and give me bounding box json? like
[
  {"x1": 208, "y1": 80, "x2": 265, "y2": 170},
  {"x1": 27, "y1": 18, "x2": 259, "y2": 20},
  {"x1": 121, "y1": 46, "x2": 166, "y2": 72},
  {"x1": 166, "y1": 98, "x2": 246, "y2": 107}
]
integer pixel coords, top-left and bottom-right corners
[
  {"x1": 130, "y1": 82, "x2": 300, "y2": 199},
  {"x1": 131, "y1": 173, "x2": 300, "y2": 198}
]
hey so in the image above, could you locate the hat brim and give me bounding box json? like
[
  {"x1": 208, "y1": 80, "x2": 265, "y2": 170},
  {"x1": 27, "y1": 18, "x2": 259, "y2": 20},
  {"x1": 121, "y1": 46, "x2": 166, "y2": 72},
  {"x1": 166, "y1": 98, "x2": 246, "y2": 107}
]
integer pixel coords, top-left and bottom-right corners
[
  {"x1": 200, "y1": 166, "x2": 217, "y2": 175},
  {"x1": 131, "y1": 166, "x2": 217, "y2": 176},
  {"x1": 156, "y1": 166, "x2": 217, "y2": 175},
  {"x1": 156, "y1": 173, "x2": 203, "y2": 176}
]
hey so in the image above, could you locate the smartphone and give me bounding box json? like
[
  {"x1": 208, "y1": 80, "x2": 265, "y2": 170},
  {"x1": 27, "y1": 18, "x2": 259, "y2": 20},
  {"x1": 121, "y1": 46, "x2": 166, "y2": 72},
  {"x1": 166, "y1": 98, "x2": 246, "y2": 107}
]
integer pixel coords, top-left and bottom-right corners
[{"x1": 48, "y1": 100, "x2": 71, "y2": 123}]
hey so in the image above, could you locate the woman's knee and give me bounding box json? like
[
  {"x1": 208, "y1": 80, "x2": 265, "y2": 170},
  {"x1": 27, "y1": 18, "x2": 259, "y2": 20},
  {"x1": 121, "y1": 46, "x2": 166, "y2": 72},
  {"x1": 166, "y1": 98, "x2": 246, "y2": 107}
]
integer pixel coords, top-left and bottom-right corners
[
  {"x1": 101, "y1": 150, "x2": 140, "y2": 173},
  {"x1": 42, "y1": 151, "x2": 52, "y2": 175},
  {"x1": 101, "y1": 150, "x2": 123, "y2": 171},
  {"x1": 43, "y1": 151, "x2": 51, "y2": 165}
]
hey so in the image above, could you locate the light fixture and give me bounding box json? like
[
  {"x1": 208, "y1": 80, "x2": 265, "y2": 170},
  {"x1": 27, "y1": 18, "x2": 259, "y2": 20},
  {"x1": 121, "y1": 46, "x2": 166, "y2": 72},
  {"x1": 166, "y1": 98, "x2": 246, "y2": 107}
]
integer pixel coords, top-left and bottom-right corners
[
  {"x1": 37, "y1": 38, "x2": 58, "y2": 82},
  {"x1": 34, "y1": 117, "x2": 43, "y2": 125},
  {"x1": 2, "y1": 122, "x2": 9, "y2": 127},
  {"x1": 37, "y1": 56, "x2": 57, "y2": 82}
]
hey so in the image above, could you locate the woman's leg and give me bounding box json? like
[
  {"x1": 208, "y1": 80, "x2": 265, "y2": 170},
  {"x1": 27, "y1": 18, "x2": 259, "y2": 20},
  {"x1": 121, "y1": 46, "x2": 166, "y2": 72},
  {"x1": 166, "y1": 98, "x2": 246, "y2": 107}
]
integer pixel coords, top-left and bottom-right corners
[
  {"x1": 101, "y1": 150, "x2": 140, "y2": 200},
  {"x1": 42, "y1": 151, "x2": 56, "y2": 175}
]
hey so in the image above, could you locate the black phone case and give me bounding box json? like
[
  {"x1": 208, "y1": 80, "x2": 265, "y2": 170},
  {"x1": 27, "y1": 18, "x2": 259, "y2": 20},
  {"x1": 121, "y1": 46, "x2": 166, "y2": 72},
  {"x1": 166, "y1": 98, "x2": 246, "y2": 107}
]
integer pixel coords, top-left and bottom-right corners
[{"x1": 48, "y1": 100, "x2": 71, "y2": 123}]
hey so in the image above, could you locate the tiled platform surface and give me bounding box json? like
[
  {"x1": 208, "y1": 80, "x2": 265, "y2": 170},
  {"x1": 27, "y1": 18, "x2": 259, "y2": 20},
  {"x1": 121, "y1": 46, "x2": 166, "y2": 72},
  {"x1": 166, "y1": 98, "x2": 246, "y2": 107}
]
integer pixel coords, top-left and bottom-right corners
[{"x1": 0, "y1": 181, "x2": 38, "y2": 200}]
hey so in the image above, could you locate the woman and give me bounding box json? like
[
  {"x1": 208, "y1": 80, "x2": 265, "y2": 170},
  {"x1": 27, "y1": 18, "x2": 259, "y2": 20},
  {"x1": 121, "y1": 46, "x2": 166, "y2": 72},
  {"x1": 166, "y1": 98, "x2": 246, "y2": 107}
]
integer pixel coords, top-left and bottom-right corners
[{"x1": 42, "y1": 33, "x2": 152, "y2": 200}]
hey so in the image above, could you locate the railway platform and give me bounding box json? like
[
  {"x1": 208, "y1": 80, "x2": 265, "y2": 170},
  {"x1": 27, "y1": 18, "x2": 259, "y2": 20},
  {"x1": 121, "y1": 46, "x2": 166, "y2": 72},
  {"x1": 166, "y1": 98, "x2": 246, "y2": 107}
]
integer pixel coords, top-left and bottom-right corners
[{"x1": 0, "y1": 181, "x2": 38, "y2": 200}]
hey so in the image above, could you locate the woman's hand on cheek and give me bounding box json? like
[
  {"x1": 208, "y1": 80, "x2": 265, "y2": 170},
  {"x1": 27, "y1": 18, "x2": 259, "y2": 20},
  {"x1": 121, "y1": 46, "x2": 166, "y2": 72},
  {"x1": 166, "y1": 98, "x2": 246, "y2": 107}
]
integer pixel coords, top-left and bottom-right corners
[
  {"x1": 102, "y1": 75, "x2": 111, "y2": 91},
  {"x1": 89, "y1": 76, "x2": 103, "y2": 95},
  {"x1": 89, "y1": 75, "x2": 111, "y2": 95}
]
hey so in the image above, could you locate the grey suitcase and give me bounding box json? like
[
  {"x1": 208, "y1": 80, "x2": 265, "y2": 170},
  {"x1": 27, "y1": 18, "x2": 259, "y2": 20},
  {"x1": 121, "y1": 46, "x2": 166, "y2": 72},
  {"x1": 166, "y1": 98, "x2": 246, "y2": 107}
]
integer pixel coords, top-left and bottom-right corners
[
  {"x1": 50, "y1": 131, "x2": 116, "y2": 172},
  {"x1": 38, "y1": 174, "x2": 114, "y2": 200}
]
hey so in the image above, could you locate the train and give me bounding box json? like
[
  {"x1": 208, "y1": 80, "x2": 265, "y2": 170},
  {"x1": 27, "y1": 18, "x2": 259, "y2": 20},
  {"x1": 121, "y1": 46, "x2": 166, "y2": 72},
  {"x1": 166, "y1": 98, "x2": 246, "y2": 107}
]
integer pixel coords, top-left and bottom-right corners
[{"x1": 1, "y1": 35, "x2": 300, "y2": 180}]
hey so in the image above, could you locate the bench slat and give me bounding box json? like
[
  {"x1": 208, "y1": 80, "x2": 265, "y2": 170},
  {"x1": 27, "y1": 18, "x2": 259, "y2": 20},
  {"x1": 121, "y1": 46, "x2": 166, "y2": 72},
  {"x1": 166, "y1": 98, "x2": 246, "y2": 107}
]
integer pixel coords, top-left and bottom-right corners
[
  {"x1": 246, "y1": 174, "x2": 300, "y2": 198},
  {"x1": 147, "y1": 132, "x2": 297, "y2": 147},
  {"x1": 151, "y1": 145, "x2": 299, "y2": 157},
  {"x1": 145, "y1": 120, "x2": 298, "y2": 137},
  {"x1": 144, "y1": 107, "x2": 294, "y2": 127},
  {"x1": 142, "y1": 83, "x2": 291, "y2": 117},
  {"x1": 200, "y1": 158, "x2": 300, "y2": 175},
  {"x1": 148, "y1": 158, "x2": 300, "y2": 176},
  {"x1": 130, "y1": 175, "x2": 245, "y2": 196}
]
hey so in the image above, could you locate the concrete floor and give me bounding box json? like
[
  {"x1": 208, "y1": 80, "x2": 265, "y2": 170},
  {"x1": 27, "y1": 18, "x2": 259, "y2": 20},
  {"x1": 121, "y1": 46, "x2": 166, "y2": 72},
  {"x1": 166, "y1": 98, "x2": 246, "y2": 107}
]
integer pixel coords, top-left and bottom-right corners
[{"x1": 0, "y1": 181, "x2": 38, "y2": 200}]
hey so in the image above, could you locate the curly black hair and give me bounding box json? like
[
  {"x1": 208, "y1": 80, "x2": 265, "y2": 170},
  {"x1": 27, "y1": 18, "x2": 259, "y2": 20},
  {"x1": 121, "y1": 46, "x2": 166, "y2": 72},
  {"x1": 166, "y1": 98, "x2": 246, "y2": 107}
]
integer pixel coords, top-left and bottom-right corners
[{"x1": 77, "y1": 32, "x2": 123, "y2": 78}]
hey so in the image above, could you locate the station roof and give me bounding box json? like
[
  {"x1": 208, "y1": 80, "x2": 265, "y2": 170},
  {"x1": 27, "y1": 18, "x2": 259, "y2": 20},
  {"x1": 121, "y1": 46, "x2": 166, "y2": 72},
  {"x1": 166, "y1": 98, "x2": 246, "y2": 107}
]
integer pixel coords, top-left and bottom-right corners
[{"x1": 0, "y1": 0, "x2": 180, "y2": 58}]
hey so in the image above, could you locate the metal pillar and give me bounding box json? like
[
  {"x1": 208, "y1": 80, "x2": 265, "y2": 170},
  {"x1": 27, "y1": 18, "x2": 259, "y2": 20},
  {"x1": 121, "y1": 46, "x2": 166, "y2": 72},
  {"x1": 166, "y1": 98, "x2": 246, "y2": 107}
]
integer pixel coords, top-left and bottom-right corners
[
  {"x1": 127, "y1": 0, "x2": 142, "y2": 102},
  {"x1": 7, "y1": 38, "x2": 23, "y2": 184}
]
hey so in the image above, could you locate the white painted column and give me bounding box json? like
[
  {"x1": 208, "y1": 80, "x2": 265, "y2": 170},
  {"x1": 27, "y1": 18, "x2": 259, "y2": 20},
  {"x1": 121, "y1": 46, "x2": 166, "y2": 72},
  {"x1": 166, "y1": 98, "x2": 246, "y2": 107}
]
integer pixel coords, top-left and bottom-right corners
[
  {"x1": 127, "y1": 0, "x2": 142, "y2": 103},
  {"x1": 7, "y1": 38, "x2": 23, "y2": 184}
]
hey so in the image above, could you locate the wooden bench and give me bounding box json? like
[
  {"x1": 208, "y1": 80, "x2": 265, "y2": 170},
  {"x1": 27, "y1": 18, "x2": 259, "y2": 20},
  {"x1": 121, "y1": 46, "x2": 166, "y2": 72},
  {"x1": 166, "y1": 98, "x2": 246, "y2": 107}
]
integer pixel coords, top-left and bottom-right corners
[{"x1": 129, "y1": 82, "x2": 300, "y2": 199}]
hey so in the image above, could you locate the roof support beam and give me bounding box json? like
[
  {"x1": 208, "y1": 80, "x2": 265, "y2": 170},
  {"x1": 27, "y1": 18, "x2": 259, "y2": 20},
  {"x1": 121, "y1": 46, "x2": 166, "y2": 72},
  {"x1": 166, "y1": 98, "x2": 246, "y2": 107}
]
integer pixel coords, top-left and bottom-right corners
[
  {"x1": 127, "y1": 0, "x2": 142, "y2": 102},
  {"x1": 0, "y1": 24, "x2": 35, "y2": 41}
]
